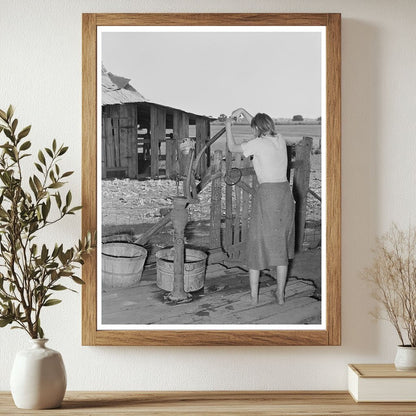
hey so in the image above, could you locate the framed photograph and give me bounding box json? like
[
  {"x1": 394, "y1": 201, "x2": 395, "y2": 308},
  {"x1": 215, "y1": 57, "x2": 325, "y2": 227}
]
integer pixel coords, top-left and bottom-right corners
[{"x1": 82, "y1": 13, "x2": 341, "y2": 346}]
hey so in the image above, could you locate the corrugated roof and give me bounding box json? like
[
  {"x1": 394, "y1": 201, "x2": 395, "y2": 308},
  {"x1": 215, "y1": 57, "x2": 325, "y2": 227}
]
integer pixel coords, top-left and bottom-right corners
[{"x1": 102, "y1": 65, "x2": 148, "y2": 105}]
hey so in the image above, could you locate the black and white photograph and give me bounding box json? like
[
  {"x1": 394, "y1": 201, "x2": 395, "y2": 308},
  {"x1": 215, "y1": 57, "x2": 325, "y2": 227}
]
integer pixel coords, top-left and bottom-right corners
[{"x1": 97, "y1": 26, "x2": 325, "y2": 330}]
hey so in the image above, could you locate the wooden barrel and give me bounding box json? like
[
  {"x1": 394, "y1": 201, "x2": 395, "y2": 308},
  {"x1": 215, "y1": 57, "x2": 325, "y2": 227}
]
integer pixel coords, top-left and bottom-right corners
[
  {"x1": 156, "y1": 248, "x2": 207, "y2": 292},
  {"x1": 102, "y1": 242, "x2": 147, "y2": 288}
]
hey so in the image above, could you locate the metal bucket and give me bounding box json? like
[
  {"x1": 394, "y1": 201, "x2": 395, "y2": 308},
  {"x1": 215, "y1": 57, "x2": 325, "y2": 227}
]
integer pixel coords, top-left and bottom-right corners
[
  {"x1": 156, "y1": 248, "x2": 207, "y2": 292},
  {"x1": 102, "y1": 242, "x2": 147, "y2": 288}
]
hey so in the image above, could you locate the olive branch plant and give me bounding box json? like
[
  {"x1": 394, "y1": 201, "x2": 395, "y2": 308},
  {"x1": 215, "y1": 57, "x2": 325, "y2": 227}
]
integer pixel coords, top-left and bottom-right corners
[
  {"x1": 0, "y1": 106, "x2": 94, "y2": 339},
  {"x1": 362, "y1": 223, "x2": 416, "y2": 347}
]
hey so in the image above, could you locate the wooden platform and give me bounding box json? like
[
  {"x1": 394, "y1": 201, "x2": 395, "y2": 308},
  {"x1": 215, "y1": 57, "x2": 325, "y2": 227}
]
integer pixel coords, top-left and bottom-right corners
[
  {"x1": 1, "y1": 391, "x2": 415, "y2": 415},
  {"x1": 102, "y1": 263, "x2": 321, "y2": 326}
]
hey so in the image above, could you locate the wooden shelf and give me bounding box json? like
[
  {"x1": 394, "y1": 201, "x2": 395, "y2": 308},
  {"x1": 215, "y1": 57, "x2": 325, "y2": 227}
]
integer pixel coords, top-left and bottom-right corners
[{"x1": 1, "y1": 391, "x2": 416, "y2": 415}]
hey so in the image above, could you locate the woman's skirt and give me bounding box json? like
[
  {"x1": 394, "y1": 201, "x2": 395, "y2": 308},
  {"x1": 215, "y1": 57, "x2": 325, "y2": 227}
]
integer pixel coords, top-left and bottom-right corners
[{"x1": 246, "y1": 182, "x2": 295, "y2": 270}]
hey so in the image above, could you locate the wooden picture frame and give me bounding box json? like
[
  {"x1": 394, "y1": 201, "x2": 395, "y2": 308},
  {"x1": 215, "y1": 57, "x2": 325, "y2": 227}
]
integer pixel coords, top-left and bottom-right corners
[{"x1": 82, "y1": 13, "x2": 341, "y2": 346}]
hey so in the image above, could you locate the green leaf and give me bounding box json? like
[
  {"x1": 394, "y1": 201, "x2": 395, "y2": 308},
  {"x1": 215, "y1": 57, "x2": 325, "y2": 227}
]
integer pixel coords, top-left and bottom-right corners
[
  {"x1": 61, "y1": 171, "x2": 74, "y2": 178},
  {"x1": 19, "y1": 140, "x2": 31, "y2": 151},
  {"x1": 55, "y1": 192, "x2": 62, "y2": 208},
  {"x1": 52, "y1": 139, "x2": 57, "y2": 152},
  {"x1": 11, "y1": 119, "x2": 18, "y2": 133},
  {"x1": 43, "y1": 299, "x2": 62, "y2": 307},
  {"x1": 69, "y1": 206, "x2": 82, "y2": 213},
  {"x1": 0, "y1": 109, "x2": 7, "y2": 121},
  {"x1": 4, "y1": 129, "x2": 12, "y2": 140},
  {"x1": 72, "y1": 276, "x2": 85, "y2": 285},
  {"x1": 41, "y1": 202, "x2": 50, "y2": 220},
  {"x1": 34, "y1": 163, "x2": 43, "y2": 173},
  {"x1": 29, "y1": 177, "x2": 38, "y2": 197},
  {"x1": 65, "y1": 191, "x2": 72, "y2": 207},
  {"x1": 48, "y1": 182, "x2": 64, "y2": 189},
  {"x1": 6, "y1": 105, "x2": 14, "y2": 122},
  {"x1": 38, "y1": 150, "x2": 46, "y2": 165},
  {"x1": 45, "y1": 148, "x2": 53, "y2": 158},
  {"x1": 38, "y1": 325, "x2": 44, "y2": 339},
  {"x1": 58, "y1": 146, "x2": 68, "y2": 156},
  {"x1": 50, "y1": 284, "x2": 68, "y2": 291},
  {"x1": 33, "y1": 175, "x2": 43, "y2": 192},
  {"x1": 0, "y1": 317, "x2": 13, "y2": 327},
  {"x1": 41, "y1": 244, "x2": 48, "y2": 262},
  {"x1": 17, "y1": 125, "x2": 31, "y2": 140}
]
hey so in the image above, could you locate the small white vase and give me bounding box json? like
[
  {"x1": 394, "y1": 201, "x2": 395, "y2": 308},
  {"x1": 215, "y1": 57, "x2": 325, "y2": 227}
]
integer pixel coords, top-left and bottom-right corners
[
  {"x1": 10, "y1": 339, "x2": 67, "y2": 409},
  {"x1": 394, "y1": 345, "x2": 416, "y2": 371}
]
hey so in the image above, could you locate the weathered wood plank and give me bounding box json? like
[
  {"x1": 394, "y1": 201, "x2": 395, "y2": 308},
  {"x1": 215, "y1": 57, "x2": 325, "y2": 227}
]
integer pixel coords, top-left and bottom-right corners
[
  {"x1": 293, "y1": 137, "x2": 313, "y2": 251},
  {"x1": 101, "y1": 117, "x2": 107, "y2": 178},
  {"x1": 104, "y1": 118, "x2": 115, "y2": 168},
  {"x1": 102, "y1": 264, "x2": 319, "y2": 326},
  {"x1": 3, "y1": 390, "x2": 415, "y2": 415},
  {"x1": 224, "y1": 149, "x2": 233, "y2": 250},
  {"x1": 209, "y1": 150, "x2": 222, "y2": 249},
  {"x1": 233, "y1": 154, "x2": 243, "y2": 246},
  {"x1": 150, "y1": 106, "x2": 159, "y2": 178},
  {"x1": 241, "y1": 157, "x2": 251, "y2": 243}
]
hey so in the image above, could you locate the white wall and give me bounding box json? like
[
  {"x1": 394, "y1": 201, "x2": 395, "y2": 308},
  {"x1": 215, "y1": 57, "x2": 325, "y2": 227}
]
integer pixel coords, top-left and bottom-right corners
[{"x1": 1, "y1": 0, "x2": 415, "y2": 391}]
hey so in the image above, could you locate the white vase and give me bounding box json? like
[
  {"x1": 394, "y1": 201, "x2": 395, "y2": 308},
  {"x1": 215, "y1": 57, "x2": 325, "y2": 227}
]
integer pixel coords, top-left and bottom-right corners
[
  {"x1": 10, "y1": 339, "x2": 67, "y2": 409},
  {"x1": 394, "y1": 345, "x2": 416, "y2": 371}
]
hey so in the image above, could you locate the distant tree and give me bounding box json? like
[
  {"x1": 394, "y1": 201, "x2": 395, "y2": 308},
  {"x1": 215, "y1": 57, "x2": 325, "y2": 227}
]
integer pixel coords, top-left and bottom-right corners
[
  {"x1": 316, "y1": 116, "x2": 322, "y2": 123},
  {"x1": 292, "y1": 114, "x2": 304, "y2": 122}
]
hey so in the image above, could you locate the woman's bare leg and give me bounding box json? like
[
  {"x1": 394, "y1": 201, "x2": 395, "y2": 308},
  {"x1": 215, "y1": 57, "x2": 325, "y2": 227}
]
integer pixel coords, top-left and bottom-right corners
[
  {"x1": 249, "y1": 269, "x2": 260, "y2": 305},
  {"x1": 275, "y1": 265, "x2": 288, "y2": 305}
]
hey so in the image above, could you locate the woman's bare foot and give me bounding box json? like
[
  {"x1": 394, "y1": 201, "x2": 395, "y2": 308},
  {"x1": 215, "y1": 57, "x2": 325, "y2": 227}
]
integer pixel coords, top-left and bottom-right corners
[
  {"x1": 273, "y1": 291, "x2": 285, "y2": 305},
  {"x1": 241, "y1": 293, "x2": 259, "y2": 306}
]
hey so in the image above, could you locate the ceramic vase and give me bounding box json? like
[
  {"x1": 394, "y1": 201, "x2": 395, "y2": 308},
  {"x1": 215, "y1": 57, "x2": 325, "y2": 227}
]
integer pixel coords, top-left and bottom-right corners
[
  {"x1": 394, "y1": 345, "x2": 416, "y2": 371},
  {"x1": 10, "y1": 339, "x2": 67, "y2": 409}
]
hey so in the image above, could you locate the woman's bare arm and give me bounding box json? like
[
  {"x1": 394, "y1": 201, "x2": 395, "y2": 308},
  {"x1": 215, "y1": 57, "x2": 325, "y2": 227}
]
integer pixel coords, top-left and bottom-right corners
[
  {"x1": 231, "y1": 107, "x2": 253, "y2": 123},
  {"x1": 225, "y1": 118, "x2": 243, "y2": 153}
]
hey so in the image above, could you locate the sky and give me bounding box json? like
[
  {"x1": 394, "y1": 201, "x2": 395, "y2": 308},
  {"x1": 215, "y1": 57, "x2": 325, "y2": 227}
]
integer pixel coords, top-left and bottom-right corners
[{"x1": 101, "y1": 29, "x2": 323, "y2": 119}]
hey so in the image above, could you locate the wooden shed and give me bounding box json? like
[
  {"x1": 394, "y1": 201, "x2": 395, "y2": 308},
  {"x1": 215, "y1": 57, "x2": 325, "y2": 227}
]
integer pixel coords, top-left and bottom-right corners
[{"x1": 102, "y1": 67, "x2": 214, "y2": 180}]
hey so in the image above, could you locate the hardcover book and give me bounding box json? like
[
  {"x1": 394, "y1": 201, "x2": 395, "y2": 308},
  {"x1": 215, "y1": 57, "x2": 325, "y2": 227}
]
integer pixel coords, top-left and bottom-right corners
[{"x1": 348, "y1": 364, "x2": 416, "y2": 402}]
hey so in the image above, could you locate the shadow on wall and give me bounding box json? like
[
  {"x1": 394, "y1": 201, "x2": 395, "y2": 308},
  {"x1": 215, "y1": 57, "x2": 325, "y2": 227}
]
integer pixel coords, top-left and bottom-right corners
[{"x1": 340, "y1": 18, "x2": 382, "y2": 357}]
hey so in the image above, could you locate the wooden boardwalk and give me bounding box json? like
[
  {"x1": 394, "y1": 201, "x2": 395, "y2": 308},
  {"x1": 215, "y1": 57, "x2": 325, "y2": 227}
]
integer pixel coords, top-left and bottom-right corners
[{"x1": 102, "y1": 262, "x2": 321, "y2": 326}]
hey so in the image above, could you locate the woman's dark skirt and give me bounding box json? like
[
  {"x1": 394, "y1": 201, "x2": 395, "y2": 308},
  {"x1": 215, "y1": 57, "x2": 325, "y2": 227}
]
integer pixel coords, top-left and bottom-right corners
[{"x1": 246, "y1": 182, "x2": 295, "y2": 270}]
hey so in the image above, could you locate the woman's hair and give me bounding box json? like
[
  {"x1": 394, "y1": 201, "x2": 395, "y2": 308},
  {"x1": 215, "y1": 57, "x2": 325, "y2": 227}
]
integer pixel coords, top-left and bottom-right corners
[{"x1": 251, "y1": 113, "x2": 276, "y2": 137}]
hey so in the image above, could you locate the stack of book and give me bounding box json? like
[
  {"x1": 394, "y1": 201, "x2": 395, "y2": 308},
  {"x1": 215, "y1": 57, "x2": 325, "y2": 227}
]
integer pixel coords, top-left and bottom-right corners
[{"x1": 348, "y1": 364, "x2": 416, "y2": 402}]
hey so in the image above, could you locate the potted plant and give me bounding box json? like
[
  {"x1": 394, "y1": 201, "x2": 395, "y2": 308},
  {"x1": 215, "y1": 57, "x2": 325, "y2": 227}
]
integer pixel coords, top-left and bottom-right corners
[
  {"x1": 0, "y1": 106, "x2": 94, "y2": 408},
  {"x1": 362, "y1": 223, "x2": 416, "y2": 370}
]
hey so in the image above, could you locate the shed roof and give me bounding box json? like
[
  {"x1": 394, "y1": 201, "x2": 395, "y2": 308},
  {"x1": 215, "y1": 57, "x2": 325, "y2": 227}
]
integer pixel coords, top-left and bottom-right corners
[
  {"x1": 102, "y1": 65, "x2": 214, "y2": 120},
  {"x1": 102, "y1": 65, "x2": 148, "y2": 105}
]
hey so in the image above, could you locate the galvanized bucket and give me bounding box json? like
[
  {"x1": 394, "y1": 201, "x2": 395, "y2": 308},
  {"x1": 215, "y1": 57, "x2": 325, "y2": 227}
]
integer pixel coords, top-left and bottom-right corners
[
  {"x1": 156, "y1": 248, "x2": 207, "y2": 292},
  {"x1": 102, "y1": 242, "x2": 147, "y2": 288}
]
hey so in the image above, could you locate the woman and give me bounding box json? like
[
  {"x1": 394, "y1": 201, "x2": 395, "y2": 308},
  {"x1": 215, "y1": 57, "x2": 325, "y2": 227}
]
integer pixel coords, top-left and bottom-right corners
[{"x1": 225, "y1": 108, "x2": 295, "y2": 305}]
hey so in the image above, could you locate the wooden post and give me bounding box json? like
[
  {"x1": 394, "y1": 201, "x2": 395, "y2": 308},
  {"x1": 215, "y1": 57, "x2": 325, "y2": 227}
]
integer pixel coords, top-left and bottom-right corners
[
  {"x1": 233, "y1": 154, "x2": 243, "y2": 246},
  {"x1": 224, "y1": 148, "x2": 233, "y2": 251},
  {"x1": 173, "y1": 111, "x2": 189, "y2": 177},
  {"x1": 196, "y1": 117, "x2": 209, "y2": 178},
  {"x1": 241, "y1": 156, "x2": 251, "y2": 245},
  {"x1": 293, "y1": 137, "x2": 313, "y2": 251},
  {"x1": 166, "y1": 135, "x2": 176, "y2": 179},
  {"x1": 101, "y1": 117, "x2": 108, "y2": 178},
  {"x1": 150, "y1": 106, "x2": 159, "y2": 178},
  {"x1": 209, "y1": 150, "x2": 222, "y2": 249},
  {"x1": 119, "y1": 105, "x2": 131, "y2": 177},
  {"x1": 165, "y1": 196, "x2": 192, "y2": 304},
  {"x1": 119, "y1": 103, "x2": 138, "y2": 179}
]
